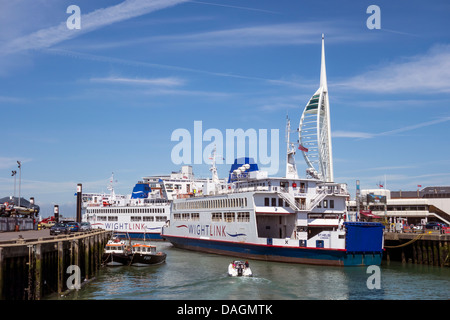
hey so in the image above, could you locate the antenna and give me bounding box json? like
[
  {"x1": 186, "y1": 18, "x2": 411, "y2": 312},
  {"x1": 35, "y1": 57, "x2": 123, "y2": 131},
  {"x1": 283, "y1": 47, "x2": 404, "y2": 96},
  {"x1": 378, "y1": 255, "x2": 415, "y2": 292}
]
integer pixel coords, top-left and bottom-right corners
[{"x1": 285, "y1": 116, "x2": 299, "y2": 179}]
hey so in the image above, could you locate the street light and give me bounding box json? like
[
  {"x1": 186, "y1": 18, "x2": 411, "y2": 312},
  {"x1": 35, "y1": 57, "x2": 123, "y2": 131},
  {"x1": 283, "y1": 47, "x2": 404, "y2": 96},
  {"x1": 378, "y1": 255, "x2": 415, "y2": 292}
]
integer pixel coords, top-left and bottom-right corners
[
  {"x1": 11, "y1": 170, "x2": 17, "y2": 201},
  {"x1": 17, "y1": 161, "x2": 21, "y2": 207}
]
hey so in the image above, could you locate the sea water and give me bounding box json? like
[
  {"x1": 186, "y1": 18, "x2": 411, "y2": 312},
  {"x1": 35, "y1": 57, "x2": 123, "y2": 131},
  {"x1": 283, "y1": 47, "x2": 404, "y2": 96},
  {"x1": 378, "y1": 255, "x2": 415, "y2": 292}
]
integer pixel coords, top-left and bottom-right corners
[{"x1": 51, "y1": 242, "x2": 450, "y2": 300}]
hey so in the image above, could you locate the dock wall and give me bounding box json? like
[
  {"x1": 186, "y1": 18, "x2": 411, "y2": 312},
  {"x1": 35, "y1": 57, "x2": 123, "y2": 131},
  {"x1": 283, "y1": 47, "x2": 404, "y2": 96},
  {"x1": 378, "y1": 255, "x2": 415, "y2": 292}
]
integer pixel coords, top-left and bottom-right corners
[
  {"x1": 0, "y1": 229, "x2": 111, "y2": 300},
  {"x1": 0, "y1": 218, "x2": 34, "y2": 232},
  {"x1": 384, "y1": 232, "x2": 450, "y2": 267}
]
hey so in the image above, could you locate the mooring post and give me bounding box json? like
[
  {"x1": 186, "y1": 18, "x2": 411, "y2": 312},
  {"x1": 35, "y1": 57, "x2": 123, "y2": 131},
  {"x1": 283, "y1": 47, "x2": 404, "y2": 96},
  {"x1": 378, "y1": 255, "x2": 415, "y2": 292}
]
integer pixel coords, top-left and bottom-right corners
[
  {"x1": 0, "y1": 248, "x2": 4, "y2": 300},
  {"x1": 90, "y1": 234, "x2": 95, "y2": 277},
  {"x1": 97, "y1": 233, "x2": 103, "y2": 267},
  {"x1": 422, "y1": 241, "x2": 427, "y2": 264},
  {"x1": 84, "y1": 237, "x2": 90, "y2": 280},
  {"x1": 73, "y1": 239, "x2": 79, "y2": 270},
  {"x1": 34, "y1": 243, "x2": 42, "y2": 300},
  {"x1": 433, "y1": 241, "x2": 439, "y2": 266},
  {"x1": 427, "y1": 241, "x2": 433, "y2": 265},
  {"x1": 57, "y1": 241, "x2": 64, "y2": 294}
]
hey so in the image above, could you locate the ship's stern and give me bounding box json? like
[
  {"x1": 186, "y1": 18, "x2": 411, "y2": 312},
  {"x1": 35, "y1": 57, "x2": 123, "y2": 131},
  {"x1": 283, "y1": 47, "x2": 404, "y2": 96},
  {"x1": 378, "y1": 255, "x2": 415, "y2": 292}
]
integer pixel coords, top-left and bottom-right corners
[{"x1": 343, "y1": 222, "x2": 385, "y2": 266}]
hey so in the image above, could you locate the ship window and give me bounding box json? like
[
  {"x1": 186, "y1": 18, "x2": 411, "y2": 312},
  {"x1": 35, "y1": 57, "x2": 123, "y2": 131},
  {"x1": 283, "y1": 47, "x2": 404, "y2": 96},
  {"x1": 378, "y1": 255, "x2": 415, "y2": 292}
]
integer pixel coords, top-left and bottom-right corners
[
  {"x1": 131, "y1": 216, "x2": 142, "y2": 221},
  {"x1": 212, "y1": 212, "x2": 222, "y2": 222},
  {"x1": 174, "y1": 214, "x2": 181, "y2": 220},
  {"x1": 191, "y1": 213, "x2": 199, "y2": 221},
  {"x1": 237, "y1": 212, "x2": 250, "y2": 222},
  {"x1": 323, "y1": 200, "x2": 328, "y2": 208},
  {"x1": 143, "y1": 216, "x2": 154, "y2": 221},
  {"x1": 278, "y1": 198, "x2": 283, "y2": 207},
  {"x1": 330, "y1": 200, "x2": 334, "y2": 208},
  {"x1": 155, "y1": 216, "x2": 166, "y2": 222},
  {"x1": 108, "y1": 216, "x2": 118, "y2": 221},
  {"x1": 224, "y1": 212, "x2": 235, "y2": 223},
  {"x1": 264, "y1": 198, "x2": 270, "y2": 206},
  {"x1": 271, "y1": 198, "x2": 277, "y2": 206}
]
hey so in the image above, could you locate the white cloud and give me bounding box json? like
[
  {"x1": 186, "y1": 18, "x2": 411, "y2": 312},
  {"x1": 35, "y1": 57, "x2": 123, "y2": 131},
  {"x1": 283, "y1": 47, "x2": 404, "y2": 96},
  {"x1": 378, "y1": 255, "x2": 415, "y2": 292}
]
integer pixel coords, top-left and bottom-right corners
[
  {"x1": 336, "y1": 44, "x2": 450, "y2": 93},
  {"x1": 376, "y1": 117, "x2": 450, "y2": 137},
  {"x1": 146, "y1": 21, "x2": 364, "y2": 49},
  {"x1": 189, "y1": 1, "x2": 280, "y2": 14},
  {"x1": 90, "y1": 76, "x2": 186, "y2": 87},
  {"x1": 1, "y1": 0, "x2": 189, "y2": 55},
  {"x1": 332, "y1": 130, "x2": 374, "y2": 139},
  {"x1": 333, "y1": 117, "x2": 450, "y2": 139}
]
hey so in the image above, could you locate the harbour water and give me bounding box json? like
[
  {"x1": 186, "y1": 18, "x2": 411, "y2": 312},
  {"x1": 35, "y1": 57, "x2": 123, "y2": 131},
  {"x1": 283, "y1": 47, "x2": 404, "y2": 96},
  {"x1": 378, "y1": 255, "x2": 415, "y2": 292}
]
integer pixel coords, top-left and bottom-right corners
[{"x1": 50, "y1": 242, "x2": 450, "y2": 301}]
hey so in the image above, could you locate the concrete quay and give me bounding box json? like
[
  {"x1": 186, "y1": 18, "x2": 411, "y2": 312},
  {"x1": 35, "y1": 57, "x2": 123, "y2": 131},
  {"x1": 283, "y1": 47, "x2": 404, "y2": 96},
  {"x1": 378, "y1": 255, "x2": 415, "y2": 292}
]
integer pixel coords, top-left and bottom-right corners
[
  {"x1": 0, "y1": 229, "x2": 112, "y2": 300},
  {"x1": 384, "y1": 231, "x2": 450, "y2": 267}
]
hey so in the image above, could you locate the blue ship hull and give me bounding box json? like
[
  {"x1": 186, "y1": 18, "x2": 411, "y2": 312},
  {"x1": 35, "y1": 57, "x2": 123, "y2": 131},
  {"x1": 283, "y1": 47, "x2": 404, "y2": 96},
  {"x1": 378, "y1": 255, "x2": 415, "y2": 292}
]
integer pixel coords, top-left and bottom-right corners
[
  {"x1": 162, "y1": 222, "x2": 385, "y2": 266},
  {"x1": 162, "y1": 235, "x2": 383, "y2": 266}
]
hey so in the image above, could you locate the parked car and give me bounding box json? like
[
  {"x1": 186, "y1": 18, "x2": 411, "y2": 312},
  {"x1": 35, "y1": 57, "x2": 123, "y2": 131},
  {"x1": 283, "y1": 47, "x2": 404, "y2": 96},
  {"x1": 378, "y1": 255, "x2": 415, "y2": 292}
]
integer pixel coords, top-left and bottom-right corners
[
  {"x1": 80, "y1": 222, "x2": 92, "y2": 232},
  {"x1": 40, "y1": 220, "x2": 56, "y2": 229},
  {"x1": 65, "y1": 221, "x2": 80, "y2": 232},
  {"x1": 50, "y1": 223, "x2": 70, "y2": 235},
  {"x1": 425, "y1": 222, "x2": 447, "y2": 230}
]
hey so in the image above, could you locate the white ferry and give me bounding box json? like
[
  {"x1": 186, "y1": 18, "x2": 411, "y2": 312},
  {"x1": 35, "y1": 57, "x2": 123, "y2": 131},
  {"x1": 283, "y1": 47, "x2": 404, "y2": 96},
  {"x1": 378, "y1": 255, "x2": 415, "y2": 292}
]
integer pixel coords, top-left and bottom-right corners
[
  {"x1": 161, "y1": 158, "x2": 385, "y2": 266},
  {"x1": 82, "y1": 167, "x2": 217, "y2": 240}
]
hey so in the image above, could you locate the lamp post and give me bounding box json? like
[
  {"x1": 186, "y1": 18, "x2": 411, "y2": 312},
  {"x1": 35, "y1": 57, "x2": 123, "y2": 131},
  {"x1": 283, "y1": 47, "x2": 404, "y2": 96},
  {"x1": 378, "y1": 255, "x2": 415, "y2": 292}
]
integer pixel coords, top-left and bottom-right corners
[
  {"x1": 11, "y1": 170, "x2": 17, "y2": 200},
  {"x1": 17, "y1": 161, "x2": 21, "y2": 207}
]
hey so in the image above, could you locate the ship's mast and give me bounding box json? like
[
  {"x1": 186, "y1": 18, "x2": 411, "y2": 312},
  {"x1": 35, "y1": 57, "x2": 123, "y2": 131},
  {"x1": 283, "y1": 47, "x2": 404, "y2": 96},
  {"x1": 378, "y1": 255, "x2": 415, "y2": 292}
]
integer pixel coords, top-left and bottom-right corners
[
  {"x1": 107, "y1": 172, "x2": 116, "y2": 200},
  {"x1": 209, "y1": 146, "x2": 220, "y2": 184},
  {"x1": 285, "y1": 116, "x2": 299, "y2": 179}
]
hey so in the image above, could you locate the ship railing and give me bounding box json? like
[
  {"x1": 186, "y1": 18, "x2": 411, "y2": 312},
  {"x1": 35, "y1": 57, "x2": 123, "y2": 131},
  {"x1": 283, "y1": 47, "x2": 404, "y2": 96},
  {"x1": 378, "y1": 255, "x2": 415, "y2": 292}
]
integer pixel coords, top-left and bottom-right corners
[
  {"x1": 217, "y1": 185, "x2": 271, "y2": 194},
  {"x1": 308, "y1": 188, "x2": 328, "y2": 210},
  {"x1": 307, "y1": 183, "x2": 349, "y2": 210},
  {"x1": 277, "y1": 191, "x2": 302, "y2": 211},
  {"x1": 127, "y1": 198, "x2": 170, "y2": 206},
  {"x1": 316, "y1": 182, "x2": 348, "y2": 195}
]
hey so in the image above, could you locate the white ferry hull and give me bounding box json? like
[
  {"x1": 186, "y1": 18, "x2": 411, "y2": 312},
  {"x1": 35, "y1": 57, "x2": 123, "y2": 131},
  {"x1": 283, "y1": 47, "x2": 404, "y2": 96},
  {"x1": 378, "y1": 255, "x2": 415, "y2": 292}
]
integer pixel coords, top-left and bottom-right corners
[
  {"x1": 91, "y1": 222, "x2": 163, "y2": 240},
  {"x1": 83, "y1": 203, "x2": 170, "y2": 240}
]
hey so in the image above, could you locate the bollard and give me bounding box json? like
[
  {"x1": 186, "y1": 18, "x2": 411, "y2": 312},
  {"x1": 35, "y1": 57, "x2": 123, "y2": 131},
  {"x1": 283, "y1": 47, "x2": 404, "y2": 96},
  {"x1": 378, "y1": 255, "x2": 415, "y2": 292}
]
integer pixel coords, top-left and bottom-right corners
[{"x1": 54, "y1": 205, "x2": 59, "y2": 223}]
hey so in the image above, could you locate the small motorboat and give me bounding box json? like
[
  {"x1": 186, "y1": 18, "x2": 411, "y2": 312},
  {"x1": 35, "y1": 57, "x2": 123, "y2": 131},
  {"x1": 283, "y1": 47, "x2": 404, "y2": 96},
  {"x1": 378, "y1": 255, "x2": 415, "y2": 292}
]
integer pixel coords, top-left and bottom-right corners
[
  {"x1": 102, "y1": 238, "x2": 131, "y2": 266},
  {"x1": 228, "y1": 260, "x2": 252, "y2": 277},
  {"x1": 129, "y1": 243, "x2": 166, "y2": 266}
]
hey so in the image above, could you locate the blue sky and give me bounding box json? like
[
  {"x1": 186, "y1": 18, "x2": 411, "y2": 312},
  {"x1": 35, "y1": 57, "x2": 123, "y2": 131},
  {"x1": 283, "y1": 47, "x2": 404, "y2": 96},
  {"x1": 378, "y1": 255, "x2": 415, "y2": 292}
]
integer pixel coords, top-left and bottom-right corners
[{"x1": 1, "y1": 0, "x2": 449, "y2": 216}]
